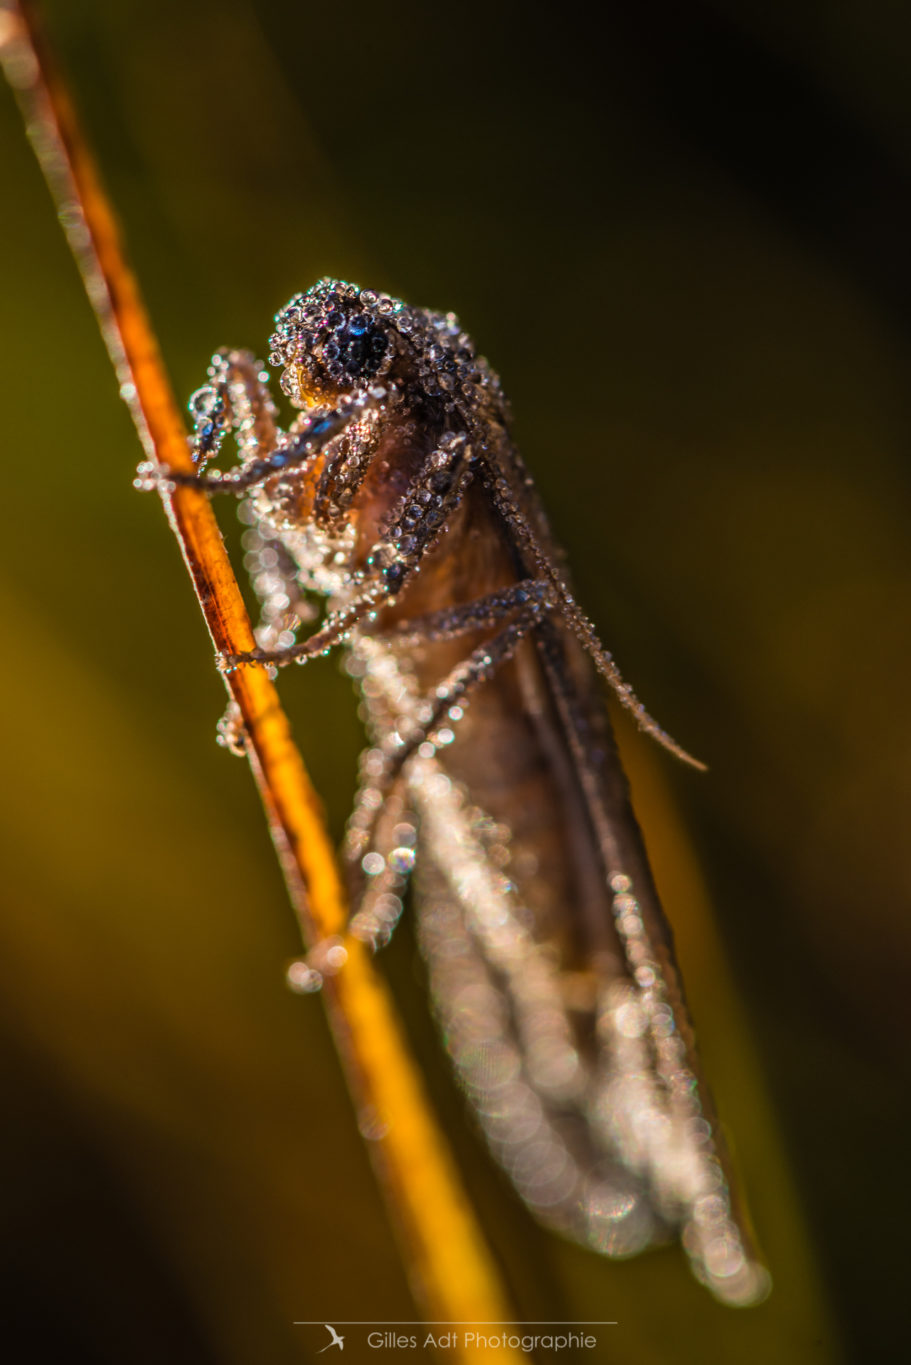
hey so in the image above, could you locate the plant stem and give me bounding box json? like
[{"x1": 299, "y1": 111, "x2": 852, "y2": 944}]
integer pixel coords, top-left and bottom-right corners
[{"x1": 1, "y1": 3, "x2": 520, "y2": 1351}]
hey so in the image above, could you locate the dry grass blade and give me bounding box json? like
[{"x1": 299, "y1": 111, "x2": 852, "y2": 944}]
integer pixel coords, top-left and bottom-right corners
[{"x1": 0, "y1": 1, "x2": 521, "y2": 1350}]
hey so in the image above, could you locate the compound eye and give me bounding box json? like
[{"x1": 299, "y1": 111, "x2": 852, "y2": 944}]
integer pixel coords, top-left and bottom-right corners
[{"x1": 318, "y1": 309, "x2": 388, "y2": 385}]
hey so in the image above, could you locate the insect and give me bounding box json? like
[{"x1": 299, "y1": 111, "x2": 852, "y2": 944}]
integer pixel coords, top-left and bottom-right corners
[{"x1": 145, "y1": 278, "x2": 769, "y2": 1306}]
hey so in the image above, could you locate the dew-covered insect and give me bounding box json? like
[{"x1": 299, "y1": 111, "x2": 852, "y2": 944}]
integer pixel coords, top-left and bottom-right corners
[{"x1": 148, "y1": 278, "x2": 768, "y2": 1305}]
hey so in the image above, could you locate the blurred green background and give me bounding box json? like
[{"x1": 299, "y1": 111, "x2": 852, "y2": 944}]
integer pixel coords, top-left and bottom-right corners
[{"x1": 2, "y1": 1, "x2": 909, "y2": 1361}]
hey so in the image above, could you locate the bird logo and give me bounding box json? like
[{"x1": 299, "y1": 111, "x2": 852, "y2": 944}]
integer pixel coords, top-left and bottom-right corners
[{"x1": 318, "y1": 1324, "x2": 345, "y2": 1352}]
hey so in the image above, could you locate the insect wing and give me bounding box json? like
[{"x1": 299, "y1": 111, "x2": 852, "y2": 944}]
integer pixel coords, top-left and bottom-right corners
[{"x1": 185, "y1": 278, "x2": 768, "y2": 1307}]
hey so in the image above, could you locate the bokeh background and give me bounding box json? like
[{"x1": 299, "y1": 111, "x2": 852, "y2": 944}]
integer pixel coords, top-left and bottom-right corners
[{"x1": 2, "y1": 1, "x2": 909, "y2": 1361}]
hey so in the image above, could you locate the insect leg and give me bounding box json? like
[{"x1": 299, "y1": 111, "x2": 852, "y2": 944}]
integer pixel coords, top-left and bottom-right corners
[
  {"x1": 223, "y1": 434, "x2": 475, "y2": 667},
  {"x1": 134, "y1": 348, "x2": 283, "y2": 487},
  {"x1": 286, "y1": 769, "x2": 418, "y2": 984},
  {"x1": 290, "y1": 584, "x2": 553, "y2": 969},
  {"x1": 136, "y1": 341, "x2": 383, "y2": 498},
  {"x1": 374, "y1": 590, "x2": 552, "y2": 789},
  {"x1": 376, "y1": 579, "x2": 549, "y2": 644},
  {"x1": 240, "y1": 519, "x2": 317, "y2": 654},
  {"x1": 218, "y1": 580, "x2": 388, "y2": 671},
  {"x1": 137, "y1": 402, "x2": 362, "y2": 496},
  {"x1": 192, "y1": 349, "x2": 281, "y2": 467},
  {"x1": 346, "y1": 775, "x2": 417, "y2": 950},
  {"x1": 313, "y1": 586, "x2": 552, "y2": 962}
]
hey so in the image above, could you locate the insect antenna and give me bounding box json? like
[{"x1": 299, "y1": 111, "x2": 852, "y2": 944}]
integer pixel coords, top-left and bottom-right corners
[{"x1": 478, "y1": 450, "x2": 707, "y2": 771}]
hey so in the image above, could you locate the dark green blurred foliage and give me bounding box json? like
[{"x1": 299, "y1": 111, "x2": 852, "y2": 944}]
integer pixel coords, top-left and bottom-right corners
[{"x1": 2, "y1": 1, "x2": 909, "y2": 1361}]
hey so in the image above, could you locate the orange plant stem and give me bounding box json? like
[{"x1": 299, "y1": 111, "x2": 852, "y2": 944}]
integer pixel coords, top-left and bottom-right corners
[{"x1": 1, "y1": 3, "x2": 520, "y2": 1352}]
